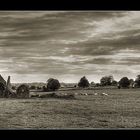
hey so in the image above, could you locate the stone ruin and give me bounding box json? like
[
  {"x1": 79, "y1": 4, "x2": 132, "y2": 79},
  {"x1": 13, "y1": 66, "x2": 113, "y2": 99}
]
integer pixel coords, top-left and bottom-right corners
[{"x1": 0, "y1": 75, "x2": 29, "y2": 98}]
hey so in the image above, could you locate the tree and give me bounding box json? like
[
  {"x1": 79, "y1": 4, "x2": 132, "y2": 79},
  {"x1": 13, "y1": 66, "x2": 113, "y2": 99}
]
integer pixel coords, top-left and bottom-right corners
[
  {"x1": 119, "y1": 77, "x2": 130, "y2": 88},
  {"x1": 78, "y1": 76, "x2": 89, "y2": 88},
  {"x1": 47, "y1": 78, "x2": 60, "y2": 91},
  {"x1": 111, "y1": 80, "x2": 118, "y2": 86},
  {"x1": 100, "y1": 75, "x2": 114, "y2": 86},
  {"x1": 47, "y1": 78, "x2": 54, "y2": 83},
  {"x1": 135, "y1": 75, "x2": 140, "y2": 87}
]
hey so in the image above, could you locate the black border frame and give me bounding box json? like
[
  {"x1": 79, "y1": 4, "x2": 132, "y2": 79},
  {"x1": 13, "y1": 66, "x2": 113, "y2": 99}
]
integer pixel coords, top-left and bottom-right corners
[{"x1": 0, "y1": 1, "x2": 139, "y2": 139}]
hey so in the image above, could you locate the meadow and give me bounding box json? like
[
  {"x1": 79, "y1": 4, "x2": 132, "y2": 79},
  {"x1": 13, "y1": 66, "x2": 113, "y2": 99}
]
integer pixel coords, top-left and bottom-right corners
[{"x1": 0, "y1": 88, "x2": 140, "y2": 129}]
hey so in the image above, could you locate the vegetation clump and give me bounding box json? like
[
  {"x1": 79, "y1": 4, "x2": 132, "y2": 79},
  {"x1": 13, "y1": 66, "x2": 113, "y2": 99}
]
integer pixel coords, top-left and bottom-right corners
[
  {"x1": 16, "y1": 84, "x2": 30, "y2": 98},
  {"x1": 135, "y1": 75, "x2": 140, "y2": 87},
  {"x1": 30, "y1": 85, "x2": 36, "y2": 90},
  {"x1": 47, "y1": 78, "x2": 61, "y2": 91},
  {"x1": 119, "y1": 77, "x2": 130, "y2": 88},
  {"x1": 100, "y1": 75, "x2": 114, "y2": 86},
  {"x1": 78, "y1": 76, "x2": 89, "y2": 88}
]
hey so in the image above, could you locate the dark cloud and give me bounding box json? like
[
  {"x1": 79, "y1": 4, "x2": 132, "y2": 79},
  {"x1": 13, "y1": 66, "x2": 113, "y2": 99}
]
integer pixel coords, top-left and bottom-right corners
[{"x1": 0, "y1": 11, "x2": 139, "y2": 83}]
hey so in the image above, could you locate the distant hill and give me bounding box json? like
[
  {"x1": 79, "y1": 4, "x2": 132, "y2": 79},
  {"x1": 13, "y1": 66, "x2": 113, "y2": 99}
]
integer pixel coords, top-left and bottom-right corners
[{"x1": 11, "y1": 82, "x2": 78, "y2": 88}]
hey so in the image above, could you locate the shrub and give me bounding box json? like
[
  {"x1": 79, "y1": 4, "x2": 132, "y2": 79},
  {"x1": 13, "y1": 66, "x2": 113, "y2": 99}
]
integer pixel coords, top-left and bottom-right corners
[
  {"x1": 16, "y1": 84, "x2": 30, "y2": 98},
  {"x1": 30, "y1": 85, "x2": 36, "y2": 90},
  {"x1": 12, "y1": 86, "x2": 16, "y2": 90},
  {"x1": 37, "y1": 86, "x2": 42, "y2": 90},
  {"x1": 43, "y1": 86, "x2": 48, "y2": 91},
  {"x1": 78, "y1": 76, "x2": 89, "y2": 88}
]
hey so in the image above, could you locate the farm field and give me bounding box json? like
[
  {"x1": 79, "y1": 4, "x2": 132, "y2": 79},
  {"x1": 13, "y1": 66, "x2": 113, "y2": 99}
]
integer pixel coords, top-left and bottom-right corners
[{"x1": 0, "y1": 88, "x2": 140, "y2": 129}]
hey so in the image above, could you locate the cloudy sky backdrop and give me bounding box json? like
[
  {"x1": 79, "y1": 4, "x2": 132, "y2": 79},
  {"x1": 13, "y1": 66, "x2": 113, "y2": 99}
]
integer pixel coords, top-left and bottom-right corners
[{"x1": 0, "y1": 11, "x2": 140, "y2": 83}]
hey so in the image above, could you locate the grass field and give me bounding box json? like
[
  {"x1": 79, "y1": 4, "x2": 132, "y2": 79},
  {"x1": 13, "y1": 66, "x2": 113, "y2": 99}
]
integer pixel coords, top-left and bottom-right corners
[{"x1": 0, "y1": 88, "x2": 140, "y2": 129}]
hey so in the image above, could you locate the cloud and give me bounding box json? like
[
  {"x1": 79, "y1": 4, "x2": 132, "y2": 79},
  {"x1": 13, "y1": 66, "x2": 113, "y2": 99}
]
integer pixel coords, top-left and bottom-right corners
[{"x1": 0, "y1": 11, "x2": 140, "y2": 83}]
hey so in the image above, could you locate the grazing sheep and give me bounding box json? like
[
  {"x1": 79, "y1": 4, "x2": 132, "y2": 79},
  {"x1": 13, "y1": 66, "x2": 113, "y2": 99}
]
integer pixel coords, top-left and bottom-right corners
[
  {"x1": 94, "y1": 93, "x2": 98, "y2": 95},
  {"x1": 101, "y1": 93, "x2": 108, "y2": 96},
  {"x1": 82, "y1": 93, "x2": 88, "y2": 96},
  {"x1": 38, "y1": 94, "x2": 47, "y2": 98},
  {"x1": 80, "y1": 93, "x2": 88, "y2": 96},
  {"x1": 30, "y1": 94, "x2": 39, "y2": 98},
  {"x1": 83, "y1": 93, "x2": 86, "y2": 95},
  {"x1": 75, "y1": 93, "x2": 78, "y2": 95},
  {"x1": 60, "y1": 93, "x2": 67, "y2": 96}
]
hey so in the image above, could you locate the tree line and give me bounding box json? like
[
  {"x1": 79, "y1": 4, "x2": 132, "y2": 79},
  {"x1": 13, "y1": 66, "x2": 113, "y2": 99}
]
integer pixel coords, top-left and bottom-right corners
[
  {"x1": 32, "y1": 75, "x2": 140, "y2": 92},
  {"x1": 80, "y1": 75, "x2": 140, "y2": 89}
]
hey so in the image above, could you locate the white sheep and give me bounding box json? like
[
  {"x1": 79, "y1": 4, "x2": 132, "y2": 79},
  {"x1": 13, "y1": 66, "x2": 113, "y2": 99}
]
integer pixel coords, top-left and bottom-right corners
[
  {"x1": 80, "y1": 93, "x2": 88, "y2": 96},
  {"x1": 94, "y1": 93, "x2": 98, "y2": 95},
  {"x1": 75, "y1": 93, "x2": 78, "y2": 95},
  {"x1": 101, "y1": 92, "x2": 108, "y2": 96}
]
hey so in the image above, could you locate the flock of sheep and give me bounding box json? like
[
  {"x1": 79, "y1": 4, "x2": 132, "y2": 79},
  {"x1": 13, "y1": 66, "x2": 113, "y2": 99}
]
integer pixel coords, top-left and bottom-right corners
[
  {"x1": 74, "y1": 92, "x2": 108, "y2": 96},
  {"x1": 30, "y1": 91, "x2": 109, "y2": 99}
]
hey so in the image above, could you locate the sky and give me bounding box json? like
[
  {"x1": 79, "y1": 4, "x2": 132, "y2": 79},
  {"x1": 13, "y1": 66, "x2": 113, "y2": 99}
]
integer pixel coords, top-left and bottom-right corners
[{"x1": 0, "y1": 11, "x2": 140, "y2": 83}]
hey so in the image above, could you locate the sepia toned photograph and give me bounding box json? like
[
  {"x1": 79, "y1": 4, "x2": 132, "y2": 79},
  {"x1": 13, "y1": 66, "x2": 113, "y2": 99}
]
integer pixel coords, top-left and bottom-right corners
[{"x1": 0, "y1": 11, "x2": 140, "y2": 129}]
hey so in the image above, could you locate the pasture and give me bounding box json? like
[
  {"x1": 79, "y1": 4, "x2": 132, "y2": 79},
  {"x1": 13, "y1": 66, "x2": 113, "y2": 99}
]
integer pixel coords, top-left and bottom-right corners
[{"x1": 0, "y1": 88, "x2": 140, "y2": 129}]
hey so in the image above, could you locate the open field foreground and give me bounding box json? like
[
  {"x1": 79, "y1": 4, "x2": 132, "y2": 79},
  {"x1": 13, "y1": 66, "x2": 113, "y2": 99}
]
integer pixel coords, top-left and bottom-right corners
[{"x1": 0, "y1": 89, "x2": 140, "y2": 129}]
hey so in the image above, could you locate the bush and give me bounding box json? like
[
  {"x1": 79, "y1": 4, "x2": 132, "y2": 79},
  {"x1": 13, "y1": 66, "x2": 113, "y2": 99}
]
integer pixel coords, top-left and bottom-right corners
[
  {"x1": 16, "y1": 84, "x2": 30, "y2": 98},
  {"x1": 78, "y1": 76, "x2": 89, "y2": 88},
  {"x1": 96, "y1": 83, "x2": 101, "y2": 87},
  {"x1": 43, "y1": 86, "x2": 48, "y2": 91},
  {"x1": 74, "y1": 85, "x2": 77, "y2": 88},
  {"x1": 119, "y1": 77, "x2": 130, "y2": 88},
  {"x1": 47, "y1": 78, "x2": 60, "y2": 91},
  {"x1": 12, "y1": 86, "x2": 16, "y2": 90},
  {"x1": 90, "y1": 81, "x2": 95, "y2": 87},
  {"x1": 37, "y1": 86, "x2": 42, "y2": 90},
  {"x1": 30, "y1": 85, "x2": 36, "y2": 90}
]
